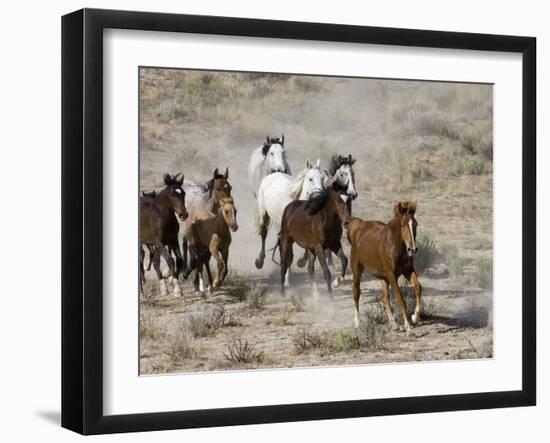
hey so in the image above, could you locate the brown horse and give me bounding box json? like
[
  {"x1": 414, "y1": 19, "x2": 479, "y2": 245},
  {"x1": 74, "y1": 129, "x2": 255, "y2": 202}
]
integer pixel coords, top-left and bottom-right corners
[
  {"x1": 140, "y1": 173, "x2": 188, "y2": 297},
  {"x1": 347, "y1": 201, "x2": 422, "y2": 335},
  {"x1": 277, "y1": 186, "x2": 351, "y2": 296},
  {"x1": 186, "y1": 197, "x2": 238, "y2": 294},
  {"x1": 181, "y1": 168, "x2": 232, "y2": 272}
]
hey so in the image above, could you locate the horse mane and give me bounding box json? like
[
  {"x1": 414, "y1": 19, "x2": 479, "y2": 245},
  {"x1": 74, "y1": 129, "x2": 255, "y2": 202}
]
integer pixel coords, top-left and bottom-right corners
[
  {"x1": 288, "y1": 167, "x2": 307, "y2": 200},
  {"x1": 328, "y1": 154, "x2": 355, "y2": 176},
  {"x1": 304, "y1": 189, "x2": 331, "y2": 215}
]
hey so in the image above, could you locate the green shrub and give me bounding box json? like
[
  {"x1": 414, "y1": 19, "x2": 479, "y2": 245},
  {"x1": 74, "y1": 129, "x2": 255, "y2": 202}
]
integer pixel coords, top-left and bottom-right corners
[
  {"x1": 452, "y1": 155, "x2": 485, "y2": 176},
  {"x1": 472, "y1": 258, "x2": 493, "y2": 289},
  {"x1": 415, "y1": 232, "x2": 440, "y2": 274},
  {"x1": 332, "y1": 329, "x2": 361, "y2": 352},
  {"x1": 440, "y1": 244, "x2": 464, "y2": 276}
]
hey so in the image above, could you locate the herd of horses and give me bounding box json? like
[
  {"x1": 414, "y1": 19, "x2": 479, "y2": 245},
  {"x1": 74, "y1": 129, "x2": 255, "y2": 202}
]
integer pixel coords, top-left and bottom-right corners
[{"x1": 140, "y1": 135, "x2": 423, "y2": 334}]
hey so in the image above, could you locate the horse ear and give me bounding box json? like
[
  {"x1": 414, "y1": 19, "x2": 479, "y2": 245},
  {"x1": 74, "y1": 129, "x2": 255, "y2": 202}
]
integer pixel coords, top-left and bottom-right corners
[
  {"x1": 409, "y1": 200, "x2": 417, "y2": 215},
  {"x1": 315, "y1": 159, "x2": 320, "y2": 168},
  {"x1": 266, "y1": 135, "x2": 270, "y2": 144},
  {"x1": 394, "y1": 202, "x2": 404, "y2": 217},
  {"x1": 306, "y1": 160, "x2": 311, "y2": 169},
  {"x1": 163, "y1": 174, "x2": 171, "y2": 186},
  {"x1": 281, "y1": 134, "x2": 284, "y2": 145},
  {"x1": 177, "y1": 174, "x2": 184, "y2": 186},
  {"x1": 224, "y1": 167, "x2": 229, "y2": 179},
  {"x1": 213, "y1": 168, "x2": 219, "y2": 177}
]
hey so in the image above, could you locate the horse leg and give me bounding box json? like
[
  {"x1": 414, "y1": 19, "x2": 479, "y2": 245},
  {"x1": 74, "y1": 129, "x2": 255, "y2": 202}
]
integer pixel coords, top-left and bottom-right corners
[
  {"x1": 279, "y1": 236, "x2": 293, "y2": 295},
  {"x1": 139, "y1": 245, "x2": 145, "y2": 282},
  {"x1": 170, "y1": 239, "x2": 184, "y2": 280},
  {"x1": 204, "y1": 255, "x2": 213, "y2": 294},
  {"x1": 316, "y1": 246, "x2": 332, "y2": 295},
  {"x1": 381, "y1": 280, "x2": 397, "y2": 329},
  {"x1": 209, "y1": 235, "x2": 224, "y2": 289},
  {"x1": 326, "y1": 249, "x2": 334, "y2": 267},
  {"x1": 195, "y1": 254, "x2": 206, "y2": 295},
  {"x1": 406, "y1": 271, "x2": 423, "y2": 324},
  {"x1": 297, "y1": 249, "x2": 310, "y2": 268},
  {"x1": 387, "y1": 273, "x2": 412, "y2": 335},
  {"x1": 157, "y1": 242, "x2": 180, "y2": 297},
  {"x1": 146, "y1": 245, "x2": 154, "y2": 271},
  {"x1": 181, "y1": 238, "x2": 188, "y2": 273},
  {"x1": 332, "y1": 243, "x2": 348, "y2": 288},
  {"x1": 307, "y1": 251, "x2": 319, "y2": 299},
  {"x1": 219, "y1": 247, "x2": 229, "y2": 287},
  {"x1": 255, "y1": 211, "x2": 270, "y2": 269},
  {"x1": 351, "y1": 261, "x2": 363, "y2": 328},
  {"x1": 151, "y1": 247, "x2": 168, "y2": 297}
]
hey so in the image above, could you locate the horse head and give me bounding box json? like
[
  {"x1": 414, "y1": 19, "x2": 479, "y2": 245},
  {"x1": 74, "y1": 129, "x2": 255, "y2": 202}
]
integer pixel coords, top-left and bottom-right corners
[
  {"x1": 393, "y1": 201, "x2": 418, "y2": 257},
  {"x1": 208, "y1": 167, "x2": 232, "y2": 205},
  {"x1": 261, "y1": 134, "x2": 288, "y2": 174},
  {"x1": 219, "y1": 196, "x2": 239, "y2": 232},
  {"x1": 163, "y1": 173, "x2": 188, "y2": 221},
  {"x1": 296, "y1": 159, "x2": 324, "y2": 200},
  {"x1": 332, "y1": 188, "x2": 352, "y2": 226},
  {"x1": 330, "y1": 154, "x2": 358, "y2": 200}
]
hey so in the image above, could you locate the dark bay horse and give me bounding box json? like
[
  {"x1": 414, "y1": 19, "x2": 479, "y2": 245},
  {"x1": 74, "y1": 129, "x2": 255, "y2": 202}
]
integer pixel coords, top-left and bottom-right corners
[
  {"x1": 140, "y1": 173, "x2": 188, "y2": 297},
  {"x1": 186, "y1": 197, "x2": 239, "y2": 294},
  {"x1": 277, "y1": 186, "x2": 351, "y2": 296},
  {"x1": 181, "y1": 168, "x2": 232, "y2": 271},
  {"x1": 347, "y1": 201, "x2": 422, "y2": 335},
  {"x1": 297, "y1": 154, "x2": 358, "y2": 282}
]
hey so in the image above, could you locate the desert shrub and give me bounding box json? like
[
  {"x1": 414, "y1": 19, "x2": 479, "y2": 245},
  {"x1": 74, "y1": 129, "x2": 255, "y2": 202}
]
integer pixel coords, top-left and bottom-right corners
[
  {"x1": 140, "y1": 314, "x2": 162, "y2": 340},
  {"x1": 223, "y1": 338, "x2": 263, "y2": 363},
  {"x1": 246, "y1": 285, "x2": 267, "y2": 310},
  {"x1": 186, "y1": 304, "x2": 226, "y2": 338},
  {"x1": 467, "y1": 337, "x2": 493, "y2": 359},
  {"x1": 415, "y1": 232, "x2": 441, "y2": 274},
  {"x1": 165, "y1": 323, "x2": 194, "y2": 363},
  {"x1": 410, "y1": 161, "x2": 434, "y2": 180},
  {"x1": 290, "y1": 294, "x2": 306, "y2": 312},
  {"x1": 452, "y1": 154, "x2": 486, "y2": 176},
  {"x1": 459, "y1": 126, "x2": 493, "y2": 160},
  {"x1": 292, "y1": 329, "x2": 324, "y2": 354},
  {"x1": 224, "y1": 270, "x2": 252, "y2": 301},
  {"x1": 415, "y1": 113, "x2": 459, "y2": 140},
  {"x1": 440, "y1": 244, "x2": 464, "y2": 276},
  {"x1": 357, "y1": 304, "x2": 388, "y2": 350},
  {"x1": 472, "y1": 258, "x2": 493, "y2": 289},
  {"x1": 331, "y1": 329, "x2": 361, "y2": 352}
]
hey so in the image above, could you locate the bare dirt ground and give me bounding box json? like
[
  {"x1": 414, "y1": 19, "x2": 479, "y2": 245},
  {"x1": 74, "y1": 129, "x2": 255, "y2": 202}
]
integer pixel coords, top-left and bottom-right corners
[{"x1": 139, "y1": 69, "x2": 493, "y2": 374}]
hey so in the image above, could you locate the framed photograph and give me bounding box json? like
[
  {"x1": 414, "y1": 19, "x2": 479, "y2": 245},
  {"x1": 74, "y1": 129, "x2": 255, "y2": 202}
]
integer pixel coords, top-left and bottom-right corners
[{"x1": 61, "y1": 8, "x2": 536, "y2": 435}]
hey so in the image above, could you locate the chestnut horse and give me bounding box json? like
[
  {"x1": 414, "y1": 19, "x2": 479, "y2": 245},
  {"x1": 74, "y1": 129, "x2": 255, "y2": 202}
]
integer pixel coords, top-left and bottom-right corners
[
  {"x1": 186, "y1": 197, "x2": 239, "y2": 294},
  {"x1": 277, "y1": 186, "x2": 351, "y2": 296},
  {"x1": 140, "y1": 173, "x2": 188, "y2": 298},
  {"x1": 347, "y1": 201, "x2": 422, "y2": 335}
]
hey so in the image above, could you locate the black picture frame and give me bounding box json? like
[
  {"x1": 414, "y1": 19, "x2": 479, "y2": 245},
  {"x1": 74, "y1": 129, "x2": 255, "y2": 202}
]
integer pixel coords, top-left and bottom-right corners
[{"x1": 61, "y1": 8, "x2": 536, "y2": 435}]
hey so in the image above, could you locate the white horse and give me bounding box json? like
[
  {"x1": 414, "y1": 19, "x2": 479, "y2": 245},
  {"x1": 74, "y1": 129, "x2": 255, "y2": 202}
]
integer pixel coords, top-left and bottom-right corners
[
  {"x1": 248, "y1": 135, "x2": 291, "y2": 197},
  {"x1": 254, "y1": 159, "x2": 324, "y2": 272}
]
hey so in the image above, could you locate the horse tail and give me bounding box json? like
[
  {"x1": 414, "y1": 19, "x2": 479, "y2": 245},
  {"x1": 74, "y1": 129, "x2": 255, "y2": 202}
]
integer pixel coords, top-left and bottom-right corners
[{"x1": 269, "y1": 238, "x2": 281, "y2": 266}]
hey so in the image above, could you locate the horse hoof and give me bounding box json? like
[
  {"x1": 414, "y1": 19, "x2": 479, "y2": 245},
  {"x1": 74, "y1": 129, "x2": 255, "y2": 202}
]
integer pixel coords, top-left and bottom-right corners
[
  {"x1": 255, "y1": 258, "x2": 265, "y2": 269},
  {"x1": 411, "y1": 313, "x2": 420, "y2": 325},
  {"x1": 297, "y1": 258, "x2": 307, "y2": 268},
  {"x1": 333, "y1": 276, "x2": 343, "y2": 288}
]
